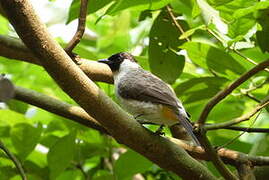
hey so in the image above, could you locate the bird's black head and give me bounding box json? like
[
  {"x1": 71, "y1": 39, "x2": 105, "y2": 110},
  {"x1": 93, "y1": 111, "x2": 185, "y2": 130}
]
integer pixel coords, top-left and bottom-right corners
[{"x1": 98, "y1": 52, "x2": 137, "y2": 71}]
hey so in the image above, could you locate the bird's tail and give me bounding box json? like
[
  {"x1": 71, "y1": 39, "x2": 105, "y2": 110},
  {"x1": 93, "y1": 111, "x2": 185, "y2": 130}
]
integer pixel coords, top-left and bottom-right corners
[{"x1": 178, "y1": 115, "x2": 200, "y2": 146}]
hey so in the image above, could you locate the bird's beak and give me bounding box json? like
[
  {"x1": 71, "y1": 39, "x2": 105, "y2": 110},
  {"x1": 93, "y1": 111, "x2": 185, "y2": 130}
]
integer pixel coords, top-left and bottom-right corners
[{"x1": 98, "y1": 59, "x2": 110, "y2": 64}]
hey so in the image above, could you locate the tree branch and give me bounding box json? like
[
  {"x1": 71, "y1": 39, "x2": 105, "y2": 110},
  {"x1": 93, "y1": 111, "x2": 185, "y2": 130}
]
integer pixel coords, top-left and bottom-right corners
[
  {"x1": 198, "y1": 59, "x2": 269, "y2": 125},
  {"x1": 222, "y1": 126, "x2": 269, "y2": 133},
  {"x1": 206, "y1": 28, "x2": 269, "y2": 74},
  {"x1": 233, "y1": 49, "x2": 269, "y2": 73},
  {"x1": 65, "y1": 0, "x2": 88, "y2": 53},
  {"x1": 0, "y1": 140, "x2": 27, "y2": 180},
  {"x1": 166, "y1": 5, "x2": 190, "y2": 41},
  {"x1": 14, "y1": 86, "x2": 108, "y2": 134},
  {"x1": 236, "y1": 163, "x2": 255, "y2": 180},
  {"x1": 199, "y1": 130, "x2": 238, "y2": 180},
  {"x1": 169, "y1": 137, "x2": 269, "y2": 166},
  {"x1": 204, "y1": 98, "x2": 269, "y2": 131},
  {"x1": 0, "y1": 35, "x2": 114, "y2": 84},
  {"x1": 0, "y1": 0, "x2": 215, "y2": 179},
  {"x1": 13, "y1": 85, "x2": 269, "y2": 168}
]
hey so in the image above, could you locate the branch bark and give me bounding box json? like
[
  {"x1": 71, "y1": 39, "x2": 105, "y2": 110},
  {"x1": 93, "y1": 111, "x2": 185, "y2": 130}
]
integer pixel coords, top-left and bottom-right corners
[
  {"x1": 13, "y1": 85, "x2": 269, "y2": 168},
  {"x1": 204, "y1": 98, "x2": 269, "y2": 131},
  {"x1": 0, "y1": 0, "x2": 215, "y2": 179},
  {"x1": 0, "y1": 35, "x2": 113, "y2": 83},
  {"x1": 198, "y1": 59, "x2": 269, "y2": 125},
  {"x1": 14, "y1": 86, "x2": 107, "y2": 133},
  {"x1": 65, "y1": 0, "x2": 88, "y2": 53}
]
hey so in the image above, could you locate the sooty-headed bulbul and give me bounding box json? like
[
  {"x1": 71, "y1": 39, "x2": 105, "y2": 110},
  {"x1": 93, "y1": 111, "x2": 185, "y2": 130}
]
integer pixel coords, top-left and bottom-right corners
[{"x1": 98, "y1": 52, "x2": 200, "y2": 145}]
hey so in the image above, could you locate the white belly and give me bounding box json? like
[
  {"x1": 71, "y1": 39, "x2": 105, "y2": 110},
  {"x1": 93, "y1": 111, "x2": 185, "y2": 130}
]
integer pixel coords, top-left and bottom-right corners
[{"x1": 117, "y1": 95, "x2": 178, "y2": 126}]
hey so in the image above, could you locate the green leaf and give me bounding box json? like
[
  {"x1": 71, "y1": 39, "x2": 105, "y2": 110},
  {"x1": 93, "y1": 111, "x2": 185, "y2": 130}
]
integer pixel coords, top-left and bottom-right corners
[
  {"x1": 11, "y1": 123, "x2": 42, "y2": 159},
  {"x1": 240, "y1": 47, "x2": 269, "y2": 63},
  {"x1": 92, "y1": 170, "x2": 114, "y2": 180},
  {"x1": 47, "y1": 131, "x2": 76, "y2": 179},
  {"x1": 0, "y1": 125, "x2": 10, "y2": 137},
  {"x1": 216, "y1": 0, "x2": 256, "y2": 22},
  {"x1": 56, "y1": 170, "x2": 83, "y2": 180},
  {"x1": 170, "y1": 0, "x2": 193, "y2": 18},
  {"x1": 207, "y1": 0, "x2": 234, "y2": 6},
  {"x1": 0, "y1": 166, "x2": 17, "y2": 179},
  {"x1": 180, "y1": 42, "x2": 246, "y2": 75},
  {"x1": 67, "y1": 0, "x2": 112, "y2": 24},
  {"x1": 233, "y1": 1, "x2": 269, "y2": 19},
  {"x1": 105, "y1": 0, "x2": 171, "y2": 15},
  {"x1": 179, "y1": 25, "x2": 206, "y2": 40},
  {"x1": 257, "y1": 10, "x2": 269, "y2": 53},
  {"x1": 206, "y1": 46, "x2": 246, "y2": 75},
  {"x1": 228, "y1": 17, "x2": 255, "y2": 38},
  {"x1": 0, "y1": 110, "x2": 28, "y2": 126},
  {"x1": 149, "y1": 10, "x2": 186, "y2": 84},
  {"x1": 114, "y1": 150, "x2": 152, "y2": 179},
  {"x1": 7, "y1": 99, "x2": 29, "y2": 114},
  {"x1": 208, "y1": 96, "x2": 245, "y2": 122},
  {"x1": 175, "y1": 77, "x2": 229, "y2": 104},
  {"x1": 180, "y1": 41, "x2": 209, "y2": 69},
  {"x1": 0, "y1": 16, "x2": 9, "y2": 34}
]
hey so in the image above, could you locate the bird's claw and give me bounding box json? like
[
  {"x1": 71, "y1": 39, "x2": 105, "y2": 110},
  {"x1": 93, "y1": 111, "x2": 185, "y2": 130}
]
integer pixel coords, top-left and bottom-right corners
[{"x1": 155, "y1": 125, "x2": 165, "y2": 136}]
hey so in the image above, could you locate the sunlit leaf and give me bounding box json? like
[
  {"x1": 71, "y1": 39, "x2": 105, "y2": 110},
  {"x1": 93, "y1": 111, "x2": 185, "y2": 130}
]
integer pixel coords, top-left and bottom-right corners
[
  {"x1": 105, "y1": 0, "x2": 171, "y2": 15},
  {"x1": 67, "y1": 0, "x2": 112, "y2": 24},
  {"x1": 197, "y1": 0, "x2": 228, "y2": 34},
  {"x1": 180, "y1": 42, "x2": 246, "y2": 76},
  {"x1": 232, "y1": 1, "x2": 269, "y2": 19}
]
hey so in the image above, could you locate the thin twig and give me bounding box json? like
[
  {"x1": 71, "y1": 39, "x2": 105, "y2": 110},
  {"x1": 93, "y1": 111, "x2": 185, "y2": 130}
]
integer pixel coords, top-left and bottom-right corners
[
  {"x1": 244, "y1": 93, "x2": 261, "y2": 103},
  {"x1": 0, "y1": 140, "x2": 27, "y2": 180},
  {"x1": 65, "y1": 0, "x2": 88, "y2": 53},
  {"x1": 197, "y1": 59, "x2": 269, "y2": 125},
  {"x1": 166, "y1": 5, "x2": 190, "y2": 41},
  {"x1": 233, "y1": 49, "x2": 269, "y2": 73},
  {"x1": 218, "y1": 111, "x2": 261, "y2": 149},
  {"x1": 216, "y1": 126, "x2": 269, "y2": 133},
  {"x1": 204, "y1": 99, "x2": 269, "y2": 130}
]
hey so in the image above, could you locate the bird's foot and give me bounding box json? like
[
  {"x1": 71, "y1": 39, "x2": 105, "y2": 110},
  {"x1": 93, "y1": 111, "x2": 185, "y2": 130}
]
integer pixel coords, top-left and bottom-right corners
[
  {"x1": 155, "y1": 125, "x2": 165, "y2": 136},
  {"x1": 134, "y1": 114, "x2": 144, "y2": 120}
]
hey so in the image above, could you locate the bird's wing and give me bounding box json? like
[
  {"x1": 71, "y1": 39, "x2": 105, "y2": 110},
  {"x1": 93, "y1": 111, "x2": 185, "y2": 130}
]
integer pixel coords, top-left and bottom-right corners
[{"x1": 117, "y1": 68, "x2": 181, "y2": 112}]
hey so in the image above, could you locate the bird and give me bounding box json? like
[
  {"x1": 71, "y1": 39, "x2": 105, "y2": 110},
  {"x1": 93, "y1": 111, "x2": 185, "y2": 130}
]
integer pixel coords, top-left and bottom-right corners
[{"x1": 98, "y1": 52, "x2": 200, "y2": 145}]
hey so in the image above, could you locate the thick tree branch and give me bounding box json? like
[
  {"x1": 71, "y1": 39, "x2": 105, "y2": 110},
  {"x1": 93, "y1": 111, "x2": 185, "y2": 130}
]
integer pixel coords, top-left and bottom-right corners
[
  {"x1": 198, "y1": 59, "x2": 269, "y2": 125},
  {"x1": 0, "y1": 35, "x2": 114, "y2": 83},
  {"x1": 0, "y1": 140, "x2": 27, "y2": 180},
  {"x1": 65, "y1": 0, "x2": 88, "y2": 53},
  {"x1": 236, "y1": 163, "x2": 255, "y2": 180},
  {"x1": 14, "y1": 86, "x2": 107, "y2": 133},
  {"x1": 0, "y1": 1, "x2": 215, "y2": 179},
  {"x1": 13, "y1": 85, "x2": 269, "y2": 168},
  {"x1": 169, "y1": 138, "x2": 269, "y2": 166}
]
